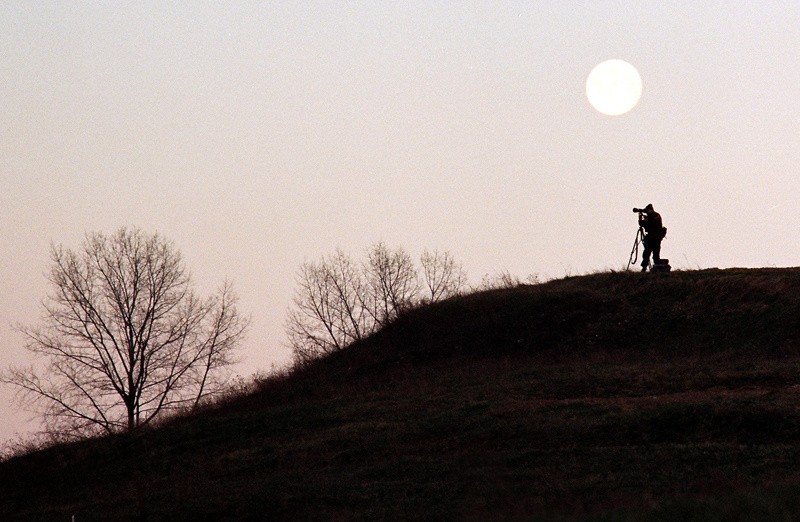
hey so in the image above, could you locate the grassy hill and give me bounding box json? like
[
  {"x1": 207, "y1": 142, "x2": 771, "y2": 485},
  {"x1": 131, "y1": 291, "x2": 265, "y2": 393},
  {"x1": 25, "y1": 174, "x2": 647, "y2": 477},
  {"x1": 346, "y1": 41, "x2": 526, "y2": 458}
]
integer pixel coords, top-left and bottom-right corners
[{"x1": 5, "y1": 268, "x2": 800, "y2": 519}]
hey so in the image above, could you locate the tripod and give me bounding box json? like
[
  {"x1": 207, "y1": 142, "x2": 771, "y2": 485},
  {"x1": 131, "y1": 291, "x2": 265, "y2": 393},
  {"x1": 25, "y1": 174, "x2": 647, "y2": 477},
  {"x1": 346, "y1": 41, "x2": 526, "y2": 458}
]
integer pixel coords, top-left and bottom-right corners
[{"x1": 626, "y1": 226, "x2": 646, "y2": 271}]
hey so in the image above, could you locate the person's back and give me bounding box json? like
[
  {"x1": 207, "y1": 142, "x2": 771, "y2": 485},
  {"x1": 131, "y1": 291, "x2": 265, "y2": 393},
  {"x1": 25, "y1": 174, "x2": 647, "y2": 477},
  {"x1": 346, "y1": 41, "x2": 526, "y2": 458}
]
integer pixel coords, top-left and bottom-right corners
[
  {"x1": 639, "y1": 208, "x2": 662, "y2": 236},
  {"x1": 638, "y1": 204, "x2": 665, "y2": 271}
]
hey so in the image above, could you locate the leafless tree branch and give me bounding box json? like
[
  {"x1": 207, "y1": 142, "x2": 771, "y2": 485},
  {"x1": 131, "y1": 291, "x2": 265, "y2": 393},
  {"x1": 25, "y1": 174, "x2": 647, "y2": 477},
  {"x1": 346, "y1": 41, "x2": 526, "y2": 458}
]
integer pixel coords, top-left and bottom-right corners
[
  {"x1": 286, "y1": 243, "x2": 466, "y2": 363},
  {"x1": 1, "y1": 227, "x2": 248, "y2": 438}
]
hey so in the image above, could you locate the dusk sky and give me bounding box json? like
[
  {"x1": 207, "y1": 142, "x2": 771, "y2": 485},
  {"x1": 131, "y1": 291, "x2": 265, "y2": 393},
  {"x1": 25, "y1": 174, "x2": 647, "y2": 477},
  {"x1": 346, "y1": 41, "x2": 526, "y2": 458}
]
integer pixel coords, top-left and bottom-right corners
[{"x1": 3, "y1": 2, "x2": 800, "y2": 445}]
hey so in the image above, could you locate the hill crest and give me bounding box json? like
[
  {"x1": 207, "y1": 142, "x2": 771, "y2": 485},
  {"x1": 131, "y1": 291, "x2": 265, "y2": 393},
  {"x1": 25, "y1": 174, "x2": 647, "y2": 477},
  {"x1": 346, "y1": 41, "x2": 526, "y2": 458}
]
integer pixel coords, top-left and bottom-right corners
[{"x1": 5, "y1": 268, "x2": 800, "y2": 520}]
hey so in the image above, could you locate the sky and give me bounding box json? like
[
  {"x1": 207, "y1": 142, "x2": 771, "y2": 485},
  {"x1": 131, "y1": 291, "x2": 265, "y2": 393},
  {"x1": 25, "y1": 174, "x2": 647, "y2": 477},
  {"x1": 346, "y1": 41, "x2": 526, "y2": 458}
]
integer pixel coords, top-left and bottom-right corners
[{"x1": 3, "y1": 1, "x2": 800, "y2": 446}]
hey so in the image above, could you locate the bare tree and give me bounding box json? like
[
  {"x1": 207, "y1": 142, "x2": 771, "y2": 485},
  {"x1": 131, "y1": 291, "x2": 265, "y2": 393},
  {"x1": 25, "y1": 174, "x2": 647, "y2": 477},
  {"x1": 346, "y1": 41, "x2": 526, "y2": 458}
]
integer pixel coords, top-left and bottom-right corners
[
  {"x1": 2, "y1": 228, "x2": 248, "y2": 438},
  {"x1": 363, "y1": 242, "x2": 419, "y2": 327},
  {"x1": 419, "y1": 249, "x2": 468, "y2": 302},
  {"x1": 286, "y1": 243, "x2": 467, "y2": 363},
  {"x1": 286, "y1": 249, "x2": 372, "y2": 364}
]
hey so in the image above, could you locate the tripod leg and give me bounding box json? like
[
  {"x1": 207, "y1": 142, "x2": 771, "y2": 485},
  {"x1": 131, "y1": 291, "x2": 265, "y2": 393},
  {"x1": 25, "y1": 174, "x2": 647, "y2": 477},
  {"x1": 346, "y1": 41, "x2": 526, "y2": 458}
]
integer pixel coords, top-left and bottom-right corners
[{"x1": 626, "y1": 228, "x2": 642, "y2": 271}]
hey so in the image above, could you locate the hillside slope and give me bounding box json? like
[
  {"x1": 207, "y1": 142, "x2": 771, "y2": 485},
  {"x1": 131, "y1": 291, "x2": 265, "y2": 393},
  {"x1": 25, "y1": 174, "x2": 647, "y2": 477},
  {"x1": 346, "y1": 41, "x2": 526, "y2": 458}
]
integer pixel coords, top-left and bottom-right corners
[{"x1": 5, "y1": 268, "x2": 800, "y2": 519}]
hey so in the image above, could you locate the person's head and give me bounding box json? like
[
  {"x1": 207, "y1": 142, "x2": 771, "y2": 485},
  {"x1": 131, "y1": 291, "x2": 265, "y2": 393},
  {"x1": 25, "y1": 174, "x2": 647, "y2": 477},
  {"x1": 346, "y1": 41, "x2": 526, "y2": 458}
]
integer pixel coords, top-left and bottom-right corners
[{"x1": 644, "y1": 203, "x2": 654, "y2": 213}]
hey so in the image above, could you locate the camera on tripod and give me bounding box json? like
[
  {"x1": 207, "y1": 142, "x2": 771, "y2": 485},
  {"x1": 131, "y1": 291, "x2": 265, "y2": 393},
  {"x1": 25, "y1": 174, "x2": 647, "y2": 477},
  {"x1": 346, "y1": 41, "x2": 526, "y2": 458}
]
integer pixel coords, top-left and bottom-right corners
[{"x1": 626, "y1": 205, "x2": 671, "y2": 273}]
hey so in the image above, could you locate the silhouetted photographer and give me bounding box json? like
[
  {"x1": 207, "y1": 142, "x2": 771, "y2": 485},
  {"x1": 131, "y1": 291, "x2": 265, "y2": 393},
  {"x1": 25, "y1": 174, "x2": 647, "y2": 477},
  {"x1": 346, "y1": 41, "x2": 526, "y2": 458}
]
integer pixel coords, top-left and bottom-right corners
[{"x1": 629, "y1": 204, "x2": 670, "y2": 272}]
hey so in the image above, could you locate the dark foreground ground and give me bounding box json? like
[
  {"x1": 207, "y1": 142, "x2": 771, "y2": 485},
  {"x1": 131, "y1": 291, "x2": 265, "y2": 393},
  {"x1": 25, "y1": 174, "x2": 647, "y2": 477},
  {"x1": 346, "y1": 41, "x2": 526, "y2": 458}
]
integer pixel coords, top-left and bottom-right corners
[{"x1": 4, "y1": 268, "x2": 800, "y2": 520}]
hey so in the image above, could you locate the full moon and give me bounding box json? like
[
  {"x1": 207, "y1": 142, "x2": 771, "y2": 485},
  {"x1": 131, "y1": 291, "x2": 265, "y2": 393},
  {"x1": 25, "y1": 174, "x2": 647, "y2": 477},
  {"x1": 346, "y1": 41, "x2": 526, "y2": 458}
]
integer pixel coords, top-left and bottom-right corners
[{"x1": 586, "y1": 59, "x2": 642, "y2": 116}]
